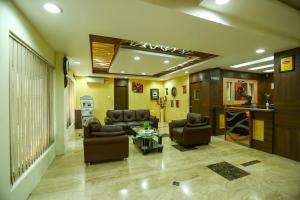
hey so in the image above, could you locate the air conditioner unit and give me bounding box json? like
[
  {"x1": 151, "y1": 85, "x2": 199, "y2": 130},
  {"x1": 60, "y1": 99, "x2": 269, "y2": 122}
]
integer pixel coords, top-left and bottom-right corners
[{"x1": 86, "y1": 77, "x2": 105, "y2": 84}]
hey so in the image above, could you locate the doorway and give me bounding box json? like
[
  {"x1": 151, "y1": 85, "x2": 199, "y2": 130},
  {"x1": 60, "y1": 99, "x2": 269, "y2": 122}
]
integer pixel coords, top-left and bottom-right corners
[
  {"x1": 114, "y1": 79, "x2": 128, "y2": 110},
  {"x1": 190, "y1": 81, "x2": 210, "y2": 115}
]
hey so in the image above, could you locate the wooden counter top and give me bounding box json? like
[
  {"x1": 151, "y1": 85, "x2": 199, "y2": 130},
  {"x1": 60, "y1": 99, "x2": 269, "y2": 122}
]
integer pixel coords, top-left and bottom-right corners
[{"x1": 225, "y1": 106, "x2": 274, "y2": 112}]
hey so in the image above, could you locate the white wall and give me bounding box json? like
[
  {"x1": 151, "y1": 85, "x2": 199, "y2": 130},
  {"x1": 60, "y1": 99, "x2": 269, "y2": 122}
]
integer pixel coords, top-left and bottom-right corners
[{"x1": 0, "y1": 1, "x2": 65, "y2": 199}]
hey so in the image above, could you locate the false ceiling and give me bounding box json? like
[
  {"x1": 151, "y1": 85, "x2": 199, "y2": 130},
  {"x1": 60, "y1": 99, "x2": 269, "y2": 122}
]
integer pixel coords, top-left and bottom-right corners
[{"x1": 13, "y1": 0, "x2": 300, "y2": 80}]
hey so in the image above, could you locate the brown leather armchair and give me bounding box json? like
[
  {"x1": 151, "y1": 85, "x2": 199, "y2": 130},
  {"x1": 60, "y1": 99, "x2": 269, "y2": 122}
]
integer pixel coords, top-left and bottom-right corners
[
  {"x1": 83, "y1": 118, "x2": 128, "y2": 163},
  {"x1": 169, "y1": 113, "x2": 212, "y2": 147}
]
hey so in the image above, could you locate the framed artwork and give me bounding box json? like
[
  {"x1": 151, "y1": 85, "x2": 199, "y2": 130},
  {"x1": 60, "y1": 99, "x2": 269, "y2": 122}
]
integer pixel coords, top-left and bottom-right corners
[
  {"x1": 132, "y1": 82, "x2": 143, "y2": 93},
  {"x1": 182, "y1": 85, "x2": 187, "y2": 94},
  {"x1": 150, "y1": 89, "x2": 159, "y2": 100},
  {"x1": 170, "y1": 100, "x2": 174, "y2": 108},
  {"x1": 176, "y1": 100, "x2": 180, "y2": 108},
  {"x1": 280, "y1": 56, "x2": 295, "y2": 73},
  {"x1": 235, "y1": 81, "x2": 248, "y2": 100},
  {"x1": 171, "y1": 87, "x2": 177, "y2": 97}
]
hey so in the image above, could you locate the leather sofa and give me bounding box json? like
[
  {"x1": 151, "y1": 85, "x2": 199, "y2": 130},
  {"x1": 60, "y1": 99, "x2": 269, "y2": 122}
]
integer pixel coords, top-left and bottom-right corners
[
  {"x1": 169, "y1": 113, "x2": 212, "y2": 147},
  {"x1": 105, "y1": 110, "x2": 159, "y2": 131},
  {"x1": 83, "y1": 118, "x2": 128, "y2": 163}
]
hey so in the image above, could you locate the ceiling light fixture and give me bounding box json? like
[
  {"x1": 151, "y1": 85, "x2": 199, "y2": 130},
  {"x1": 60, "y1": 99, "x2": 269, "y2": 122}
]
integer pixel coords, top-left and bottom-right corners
[
  {"x1": 256, "y1": 49, "x2": 265, "y2": 54},
  {"x1": 230, "y1": 56, "x2": 274, "y2": 69},
  {"x1": 249, "y1": 64, "x2": 274, "y2": 71},
  {"x1": 215, "y1": 0, "x2": 230, "y2": 5},
  {"x1": 264, "y1": 69, "x2": 274, "y2": 73},
  {"x1": 134, "y1": 56, "x2": 141, "y2": 61},
  {"x1": 141, "y1": 72, "x2": 146, "y2": 75},
  {"x1": 185, "y1": 71, "x2": 189, "y2": 74},
  {"x1": 163, "y1": 60, "x2": 170, "y2": 64},
  {"x1": 120, "y1": 70, "x2": 125, "y2": 73},
  {"x1": 124, "y1": 76, "x2": 128, "y2": 79},
  {"x1": 43, "y1": 3, "x2": 62, "y2": 14},
  {"x1": 74, "y1": 61, "x2": 80, "y2": 64}
]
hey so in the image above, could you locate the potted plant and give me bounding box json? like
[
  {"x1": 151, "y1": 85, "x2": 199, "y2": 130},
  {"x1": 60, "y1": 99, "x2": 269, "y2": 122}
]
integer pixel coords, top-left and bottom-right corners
[{"x1": 264, "y1": 93, "x2": 272, "y2": 107}]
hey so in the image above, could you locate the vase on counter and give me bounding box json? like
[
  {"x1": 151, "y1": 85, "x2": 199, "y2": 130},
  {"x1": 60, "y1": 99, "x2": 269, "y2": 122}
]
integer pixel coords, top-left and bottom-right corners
[{"x1": 266, "y1": 102, "x2": 270, "y2": 108}]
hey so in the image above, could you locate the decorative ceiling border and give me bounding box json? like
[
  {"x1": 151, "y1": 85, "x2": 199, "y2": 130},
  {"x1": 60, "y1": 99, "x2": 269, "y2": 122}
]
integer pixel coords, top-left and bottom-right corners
[{"x1": 89, "y1": 34, "x2": 217, "y2": 77}]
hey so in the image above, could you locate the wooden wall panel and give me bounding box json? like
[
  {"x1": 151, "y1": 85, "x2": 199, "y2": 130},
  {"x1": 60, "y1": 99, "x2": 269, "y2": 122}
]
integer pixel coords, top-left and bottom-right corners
[
  {"x1": 274, "y1": 47, "x2": 300, "y2": 161},
  {"x1": 190, "y1": 68, "x2": 272, "y2": 136}
]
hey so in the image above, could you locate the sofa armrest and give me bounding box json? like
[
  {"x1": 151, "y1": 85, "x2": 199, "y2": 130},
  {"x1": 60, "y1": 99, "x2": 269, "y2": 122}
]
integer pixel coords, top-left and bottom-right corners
[
  {"x1": 101, "y1": 125, "x2": 123, "y2": 132},
  {"x1": 203, "y1": 116, "x2": 210, "y2": 124},
  {"x1": 169, "y1": 119, "x2": 187, "y2": 128},
  {"x1": 105, "y1": 117, "x2": 113, "y2": 125}
]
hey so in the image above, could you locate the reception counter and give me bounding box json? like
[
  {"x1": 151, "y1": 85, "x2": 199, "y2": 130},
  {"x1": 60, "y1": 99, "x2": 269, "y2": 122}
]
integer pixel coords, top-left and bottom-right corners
[{"x1": 224, "y1": 105, "x2": 274, "y2": 153}]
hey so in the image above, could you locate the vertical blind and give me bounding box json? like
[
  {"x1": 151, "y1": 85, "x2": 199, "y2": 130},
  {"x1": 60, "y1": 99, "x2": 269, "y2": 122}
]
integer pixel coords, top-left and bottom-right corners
[{"x1": 9, "y1": 35, "x2": 54, "y2": 184}]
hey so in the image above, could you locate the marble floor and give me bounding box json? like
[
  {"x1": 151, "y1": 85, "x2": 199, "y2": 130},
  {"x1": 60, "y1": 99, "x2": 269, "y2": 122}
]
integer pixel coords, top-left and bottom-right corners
[{"x1": 28, "y1": 127, "x2": 300, "y2": 200}]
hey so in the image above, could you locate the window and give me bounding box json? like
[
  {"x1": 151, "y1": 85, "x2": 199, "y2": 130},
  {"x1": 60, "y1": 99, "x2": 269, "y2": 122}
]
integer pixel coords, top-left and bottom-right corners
[{"x1": 9, "y1": 35, "x2": 54, "y2": 184}]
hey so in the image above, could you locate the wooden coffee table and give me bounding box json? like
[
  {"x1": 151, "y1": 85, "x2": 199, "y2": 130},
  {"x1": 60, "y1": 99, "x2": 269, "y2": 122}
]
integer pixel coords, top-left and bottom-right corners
[{"x1": 131, "y1": 127, "x2": 163, "y2": 155}]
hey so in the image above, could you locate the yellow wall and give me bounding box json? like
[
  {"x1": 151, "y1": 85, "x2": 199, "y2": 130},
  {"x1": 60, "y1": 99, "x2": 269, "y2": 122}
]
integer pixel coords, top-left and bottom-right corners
[
  {"x1": 75, "y1": 76, "x2": 190, "y2": 124},
  {"x1": 128, "y1": 79, "x2": 163, "y2": 118},
  {"x1": 76, "y1": 77, "x2": 114, "y2": 124},
  {"x1": 164, "y1": 75, "x2": 190, "y2": 122}
]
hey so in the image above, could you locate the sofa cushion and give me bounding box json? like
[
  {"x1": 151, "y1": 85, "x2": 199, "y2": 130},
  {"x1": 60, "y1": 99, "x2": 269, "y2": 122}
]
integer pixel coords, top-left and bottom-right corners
[
  {"x1": 123, "y1": 110, "x2": 136, "y2": 122},
  {"x1": 136, "y1": 110, "x2": 150, "y2": 121},
  {"x1": 112, "y1": 122, "x2": 128, "y2": 127},
  {"x1": 107, "y1": 110, "x2": 123, "y2": 122},
  {"x1": 172, "y1": 127, "x2": 184, "y2": 136},
  {"x1": 127, "y1": 121, "x2": 144, "y2": 127},
  {"x1": 187, "y1": 113, "x2": 205, "y2": 124}
]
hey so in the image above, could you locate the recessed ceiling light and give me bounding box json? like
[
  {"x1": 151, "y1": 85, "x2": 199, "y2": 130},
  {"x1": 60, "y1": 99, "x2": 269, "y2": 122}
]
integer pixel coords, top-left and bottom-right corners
[
  {"x1": 120, "y1": 70, "x2": 125, "y2": 74},
  {"x1": 141, "y1": 72, "x2": 146, "y2": 75},
  {"x1": 74, "y1": 61, "x2": 80, "y2": 64},
  {"x1": 215, "y1": 0, "x2": 230, "y2": 5},
  {"x1": 231, "y1": 56, "x2": 274, "y2": 68},
  {"x1": 256, "y1": 49, "x2": 265, "y2": 54},
  {"x1": 163, "y1": 60, "x2": 170, "y2": 64},
  {"x1": 43, "y1": 3, "x2": 62, "y2": 14},
  {"x1": 124, "y1": 76, "x2": 128, "y2": 79},
  {"x1": 264, "y1": 69, "x2": 274, "y2": 73},
  {"x1": 249, "y1": 64, "x2": 274, "y2": 71},
  {"x1": 134, "y1": 56, "x2": 141, "y2": 61},
  {"x1": 185, "y1": 71, "x2": 189, "y2": 74}
]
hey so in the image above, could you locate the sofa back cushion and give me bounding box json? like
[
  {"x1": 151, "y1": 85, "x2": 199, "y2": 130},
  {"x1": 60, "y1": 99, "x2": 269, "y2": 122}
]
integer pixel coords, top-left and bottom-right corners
[
  {"x1": 107, "y1": 110, "x2": 123, "y2": 122},
  {"x1": 123, "y1": 110, "x2": 136, "y2": 122},
  {"x1": 187, "y1": 113, "x2": 205, "y2": 124},
  {"x1": 136, "y1": 110, "x2": 150, "y2": 121}
]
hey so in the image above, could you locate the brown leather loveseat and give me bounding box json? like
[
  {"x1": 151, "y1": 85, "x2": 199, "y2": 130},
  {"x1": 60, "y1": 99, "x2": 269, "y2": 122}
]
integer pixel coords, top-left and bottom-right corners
[
  {"x1": 83, "y1": 118, "x2": 128, "y2": 163},
  {"x1": 105, "y1": 110, "x2": 158, "y2": 131},
  {"x1": 169, "y1": 113, "x2": 212, "y2": 147}
]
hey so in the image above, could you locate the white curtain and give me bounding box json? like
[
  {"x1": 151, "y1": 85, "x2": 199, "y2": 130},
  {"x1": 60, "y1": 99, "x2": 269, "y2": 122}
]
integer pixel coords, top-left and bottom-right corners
[{"x1": 9, "y1": 35, "x2": 54, "y2": 184}]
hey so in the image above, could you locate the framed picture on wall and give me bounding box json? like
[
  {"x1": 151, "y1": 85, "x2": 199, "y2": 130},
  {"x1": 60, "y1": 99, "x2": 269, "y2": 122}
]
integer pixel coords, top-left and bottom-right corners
[
  {"x1": 150, "y1": 89, "x2": 159, "y2": 100},
  {"x1": 280, "y1": 56, "x2": 295, "y2": 73}
]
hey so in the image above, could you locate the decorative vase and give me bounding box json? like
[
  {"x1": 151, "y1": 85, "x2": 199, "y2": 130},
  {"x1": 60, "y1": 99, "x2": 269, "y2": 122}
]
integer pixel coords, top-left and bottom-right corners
[{"x1": 266, "y1": 102, "x2": 270, "y2": 107}]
